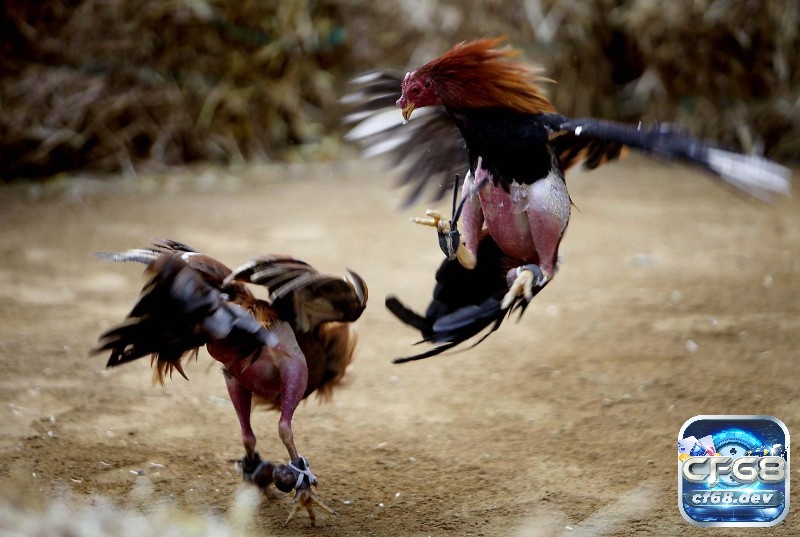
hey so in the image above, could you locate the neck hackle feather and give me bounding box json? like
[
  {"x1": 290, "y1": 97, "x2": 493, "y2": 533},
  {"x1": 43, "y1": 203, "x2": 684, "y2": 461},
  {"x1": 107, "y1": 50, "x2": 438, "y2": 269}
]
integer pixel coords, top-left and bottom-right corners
[{"x1": 419, "y1": 36, "x2": 556, "y2": 114}]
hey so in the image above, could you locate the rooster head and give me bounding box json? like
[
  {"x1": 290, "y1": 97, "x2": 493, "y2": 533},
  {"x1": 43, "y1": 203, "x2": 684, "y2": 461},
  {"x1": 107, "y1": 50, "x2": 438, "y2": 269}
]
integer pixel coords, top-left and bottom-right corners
[
  {"x1": 397, "y1": 70, "x2": 438, "y2": 121},
  {"x1": 396, "y1": 37, "x2": 555, "y2": 121}
]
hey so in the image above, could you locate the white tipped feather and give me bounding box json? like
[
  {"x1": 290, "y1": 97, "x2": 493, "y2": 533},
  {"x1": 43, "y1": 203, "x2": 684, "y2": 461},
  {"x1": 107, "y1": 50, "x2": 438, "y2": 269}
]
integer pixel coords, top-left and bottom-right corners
[
  {"x1": 340, "y1": 89, "x2": 397, "y2": 106},
  {"x1": 361, "y1": 135, "x2": 411, "y2": 158},
  {"x1": 339, "y1": 91, "x2": 367, "y2": 106},
  {"x1": 94, "y1": 249, "x2": 160, "y2": 264},
  {"x1": 705, "y1": 148, "x2": 792, "y2": 199},
  {"x1": 347, "y1": 70, "x2": 385, "y2": 85},
  {"x1": 342, "y1": 109, "x2": 378, "y2": 124},
  {"x1": 344, "y1": 108, "x2": 405, "y2": 141}
]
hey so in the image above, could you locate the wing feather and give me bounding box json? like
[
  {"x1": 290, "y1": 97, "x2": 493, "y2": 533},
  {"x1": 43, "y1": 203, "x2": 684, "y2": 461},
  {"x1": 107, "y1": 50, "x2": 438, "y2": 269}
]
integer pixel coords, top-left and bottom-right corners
[
  {"x1": 343, "y1": 70, "x2": 468, "y2": 206},
  {"x1": 228, "y1": 256, "x2": 368, "y2": 331},
  {"x1": 543, "y1": 114, "x2": 792, "y2": 200},
  {"x1": 93, "y1": 252, "x2": 272, "y2": 383}
]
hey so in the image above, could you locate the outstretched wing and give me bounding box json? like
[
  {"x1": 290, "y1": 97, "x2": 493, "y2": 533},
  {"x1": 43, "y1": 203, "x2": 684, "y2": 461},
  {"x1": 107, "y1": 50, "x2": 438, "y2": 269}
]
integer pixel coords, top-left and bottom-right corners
[
  {"x1": 343, "y1": 70, "x2": 467, "y2": 206},
  {"x1": 93, "y1": 247, "x2": 271, "y2": 383},
  {"x1": 343, "y1": 70, "x2": 790, "y2": 202},
  {"x1": 228, "y1": 256, "x2": 368, "y2": 332},
  {"x1": 542, "y1": 114, "x2": 792, "y2": 200}
]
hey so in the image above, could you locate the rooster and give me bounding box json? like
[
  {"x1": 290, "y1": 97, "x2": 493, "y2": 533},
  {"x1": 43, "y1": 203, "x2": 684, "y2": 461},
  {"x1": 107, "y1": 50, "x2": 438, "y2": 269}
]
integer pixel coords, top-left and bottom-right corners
[
  {"x1": 93, "y1": 240, "x2": 367, "y2": 524},
  {"x1": 345, "y1": 37, "x2": 791, "y2": 362}
]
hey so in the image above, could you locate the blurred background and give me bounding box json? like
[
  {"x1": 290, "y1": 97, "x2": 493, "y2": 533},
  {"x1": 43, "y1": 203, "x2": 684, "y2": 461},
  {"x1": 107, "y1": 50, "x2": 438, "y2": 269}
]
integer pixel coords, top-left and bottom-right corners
[{"x1": 1, "y1": 0, "x2": 798, "y2": 182}]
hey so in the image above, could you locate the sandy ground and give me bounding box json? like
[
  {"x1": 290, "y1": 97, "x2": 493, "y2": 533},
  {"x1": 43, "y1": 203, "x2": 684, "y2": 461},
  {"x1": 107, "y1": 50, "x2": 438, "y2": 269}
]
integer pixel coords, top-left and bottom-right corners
[{"x1": 0, "y1": 156, "x2": 798, "y2": 536}]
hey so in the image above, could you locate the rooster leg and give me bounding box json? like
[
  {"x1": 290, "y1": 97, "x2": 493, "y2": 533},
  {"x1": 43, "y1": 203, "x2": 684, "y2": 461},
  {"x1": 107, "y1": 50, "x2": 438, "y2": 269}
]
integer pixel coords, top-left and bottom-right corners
[
  {"x1": 500, "y1": 172, "x2": 570, "y2": 309},
  {"x1": 268, "y1": 321, "x2": 336, "y2": 525},
  {"x1": 411, "y1": 209, "x2": 476, "y2": 268},
  {"x1": 412, "y1": 166, "x2": 483, "y2": 269},
  {"x1": 456, "y1": 165, "x2": 485, "y2": 269},
  {"x1": 269, "y1": 325, "x2": 308, "y2": 463},
  {"x1": 224, "y1": 370, "x2": 274, "y2": 486},
  {"x1": 501, "y1": 172, "x2": 570, "y2": 309}
]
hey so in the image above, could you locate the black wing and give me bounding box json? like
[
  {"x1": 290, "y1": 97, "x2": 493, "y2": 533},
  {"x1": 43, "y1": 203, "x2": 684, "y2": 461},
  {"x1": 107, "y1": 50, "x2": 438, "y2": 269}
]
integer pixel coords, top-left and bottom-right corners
[
  {"x1": 227, "y1": 256, "x2": 368, "y2": 333},
  {"x1": 542, "y1": 114, "x2": 791, "y2": 200},
  {"x1": 386, "y1": 236, "x2": 543, "y2": 363},
  {"x1": 343, "y1": 70, "x2": 468, "y2": 207}
]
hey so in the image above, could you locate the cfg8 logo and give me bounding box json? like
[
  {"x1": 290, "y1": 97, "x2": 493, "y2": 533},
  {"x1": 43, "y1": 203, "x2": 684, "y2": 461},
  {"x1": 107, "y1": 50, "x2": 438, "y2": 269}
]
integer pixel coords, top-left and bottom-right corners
[
  {"x1": 682, "y1": 455, "x2": 786, "y2": 487},
  {"x1": 678, "y1": 415, "x2": 789, "y2": 527}
]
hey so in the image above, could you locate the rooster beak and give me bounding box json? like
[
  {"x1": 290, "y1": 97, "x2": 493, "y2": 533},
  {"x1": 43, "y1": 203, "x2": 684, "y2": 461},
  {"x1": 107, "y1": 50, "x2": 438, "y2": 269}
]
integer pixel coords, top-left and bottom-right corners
[{"x1": 401, "y1": 103, "x2": 415, "y2": 122}]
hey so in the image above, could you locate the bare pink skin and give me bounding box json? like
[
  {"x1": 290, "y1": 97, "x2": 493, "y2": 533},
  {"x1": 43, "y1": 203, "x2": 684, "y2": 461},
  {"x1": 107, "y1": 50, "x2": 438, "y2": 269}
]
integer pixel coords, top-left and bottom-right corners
[
  {"x1": 460, "y1": 160, "x2": 570, "y2": 278},
  {"x1": 397, "y1": 71, "x2": 438, "y2": 116},
  {"x1": 208, "y1": 320, "x2": 308, "y2": 462},
  {"x1": 396, "y1": 72, "x2": 412, "y2": 108}
]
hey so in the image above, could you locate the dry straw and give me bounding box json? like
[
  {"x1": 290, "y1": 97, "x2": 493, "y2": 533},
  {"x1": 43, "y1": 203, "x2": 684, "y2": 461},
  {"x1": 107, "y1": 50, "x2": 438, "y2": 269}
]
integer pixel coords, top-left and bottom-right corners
[{"x1": 1, "y1": 0, "x2": 796, "y2": 180}]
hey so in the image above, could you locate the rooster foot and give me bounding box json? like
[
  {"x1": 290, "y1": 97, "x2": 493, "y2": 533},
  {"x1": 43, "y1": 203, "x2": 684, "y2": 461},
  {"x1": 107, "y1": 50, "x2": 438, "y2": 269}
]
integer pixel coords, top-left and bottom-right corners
[
  {"x1": 271, "y1": 456, "x2": 338, "y2": 525},
  {"x1": 411, "y1": 209, "x2": 450, "y2": 233},
  {"x1": 411, "y1": 210, "x2": 474, "y2": 266},
  {"x1": 241, "y1": 452, "x2": 276, "y2": 489},
  {"x1": 502, "y1": 265, "x2": 548, "y2": 309}
]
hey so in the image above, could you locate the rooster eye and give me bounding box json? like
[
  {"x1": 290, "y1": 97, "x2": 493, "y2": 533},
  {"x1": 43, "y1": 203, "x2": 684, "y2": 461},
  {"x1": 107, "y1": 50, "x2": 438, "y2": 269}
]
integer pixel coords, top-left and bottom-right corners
[
  {"x1": 423, "y1": 80, "x2": 431, "y2": 88},
  {"x1": 411, "y1": 86, "x2": 421, "y2": 95}
]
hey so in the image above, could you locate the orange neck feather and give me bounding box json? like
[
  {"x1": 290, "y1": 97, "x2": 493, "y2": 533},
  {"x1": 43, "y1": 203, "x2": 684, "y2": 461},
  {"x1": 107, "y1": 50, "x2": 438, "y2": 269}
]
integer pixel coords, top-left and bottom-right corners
[{"x1": 419, "y1": 37, "x2": 555, "y2": 114}]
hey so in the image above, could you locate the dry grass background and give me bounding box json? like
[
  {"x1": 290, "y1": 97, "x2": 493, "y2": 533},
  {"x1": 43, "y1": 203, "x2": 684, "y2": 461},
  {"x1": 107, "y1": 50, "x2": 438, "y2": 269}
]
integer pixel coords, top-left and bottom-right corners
[{"x1": 1, "y1": 0, "x2": 798, "y2": 180}]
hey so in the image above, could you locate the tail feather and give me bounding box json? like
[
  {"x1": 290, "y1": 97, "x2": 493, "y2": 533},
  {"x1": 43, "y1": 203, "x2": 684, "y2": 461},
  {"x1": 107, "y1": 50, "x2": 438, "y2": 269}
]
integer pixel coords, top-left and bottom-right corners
[
  {"x1": 94, "y1": 239, "x2": 200, "y2": 266},
  {"x1": 430, "y1": 298, "x2": 503, "y2": 338},
  {"x1": 93, "y1": 253, "x2": 272, "y2": 384},
  {"x1": 94, "y1": 249, "x2": 161, "y2": 265},
  {"x1": 385, "y1": 296, "x2": 432, "y2": 336},
  {"x1": 390, "y1": 296, "x2": 507, "y2": 364},
  {"x1": 387, "y1": 236, "x2": 534, "y2": 363}
]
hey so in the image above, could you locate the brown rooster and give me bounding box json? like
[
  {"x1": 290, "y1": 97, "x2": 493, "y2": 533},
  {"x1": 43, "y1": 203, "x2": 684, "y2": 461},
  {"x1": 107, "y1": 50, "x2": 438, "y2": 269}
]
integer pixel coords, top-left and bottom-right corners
[
  {"x1": 93, "y1": 240, "x2": 367, "y2": 524},
  {"x1": 345, "y1": 37, "x2": 791, "y2": 362}
]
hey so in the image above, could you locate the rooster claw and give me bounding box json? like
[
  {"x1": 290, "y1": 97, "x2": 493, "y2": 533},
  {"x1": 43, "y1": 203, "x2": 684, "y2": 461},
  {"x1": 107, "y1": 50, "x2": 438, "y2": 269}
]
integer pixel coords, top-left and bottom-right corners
[
  {"x1": 411, "y1": 209, "x2": 451, "y2": 232},
  {"x1": 502, "y1": 265, "x2": 548, "y2": 310},
  {"x1": 412, "y1": 210, "x2": 473, "y2": 265},
  {"x1": 285, "y1": 486, "x2": 339, "y2": 526}
]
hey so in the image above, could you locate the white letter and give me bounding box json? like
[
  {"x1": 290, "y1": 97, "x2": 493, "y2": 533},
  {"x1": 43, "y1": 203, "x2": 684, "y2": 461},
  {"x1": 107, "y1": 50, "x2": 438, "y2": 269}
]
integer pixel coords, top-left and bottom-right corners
[
  {"x1": 682, "y1": 456, "x2": 709, "y2": 483},
  {"x1": 732, "y1": 456, "x2": 759, "y2": 483},
  {"x1": 706, "y1": 457, "x2": 732, "y2": 488},
  {"x1": 758, "y1": 456, "x2": 786, "y2": 483}
]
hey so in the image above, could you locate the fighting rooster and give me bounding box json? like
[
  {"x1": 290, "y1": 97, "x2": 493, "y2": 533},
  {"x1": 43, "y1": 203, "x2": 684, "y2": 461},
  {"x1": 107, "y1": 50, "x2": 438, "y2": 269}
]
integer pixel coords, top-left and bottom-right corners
[
  {"x1": 93, "y1": 240, "x2": 367, "y2": 524},
  {"x1": 345, "y1": 37, "x2": 791, "y2": 362}
]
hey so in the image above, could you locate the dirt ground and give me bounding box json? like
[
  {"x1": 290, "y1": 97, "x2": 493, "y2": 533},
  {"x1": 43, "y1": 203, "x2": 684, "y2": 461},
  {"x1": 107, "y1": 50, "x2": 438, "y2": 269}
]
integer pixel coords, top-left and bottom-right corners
[{"x1": 0, "y1": 156, "x2": 797, "y2": 536}]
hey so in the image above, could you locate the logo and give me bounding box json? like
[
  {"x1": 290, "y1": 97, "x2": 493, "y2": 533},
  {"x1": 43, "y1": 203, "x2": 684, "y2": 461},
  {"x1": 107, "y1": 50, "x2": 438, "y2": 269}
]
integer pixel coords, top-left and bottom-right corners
[{"x1": 678, "y1": 415, "x2": 789, "y2": 527}]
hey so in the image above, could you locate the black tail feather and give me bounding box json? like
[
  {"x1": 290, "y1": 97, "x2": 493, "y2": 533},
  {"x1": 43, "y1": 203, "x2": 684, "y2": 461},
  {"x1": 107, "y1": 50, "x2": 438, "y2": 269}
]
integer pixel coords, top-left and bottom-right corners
[
  {"x1": 392, "y1": 340, "x2": 462, "y2": 364},
  {"x1": 94, "y1": 253, "x2": 270, "y2": 377},
  {"x1": 385, "y1": 296, "x2": 432, "y2": 336},
  {"x1": 386, "y1": 236, "x2": 545, "y2": 363}
]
